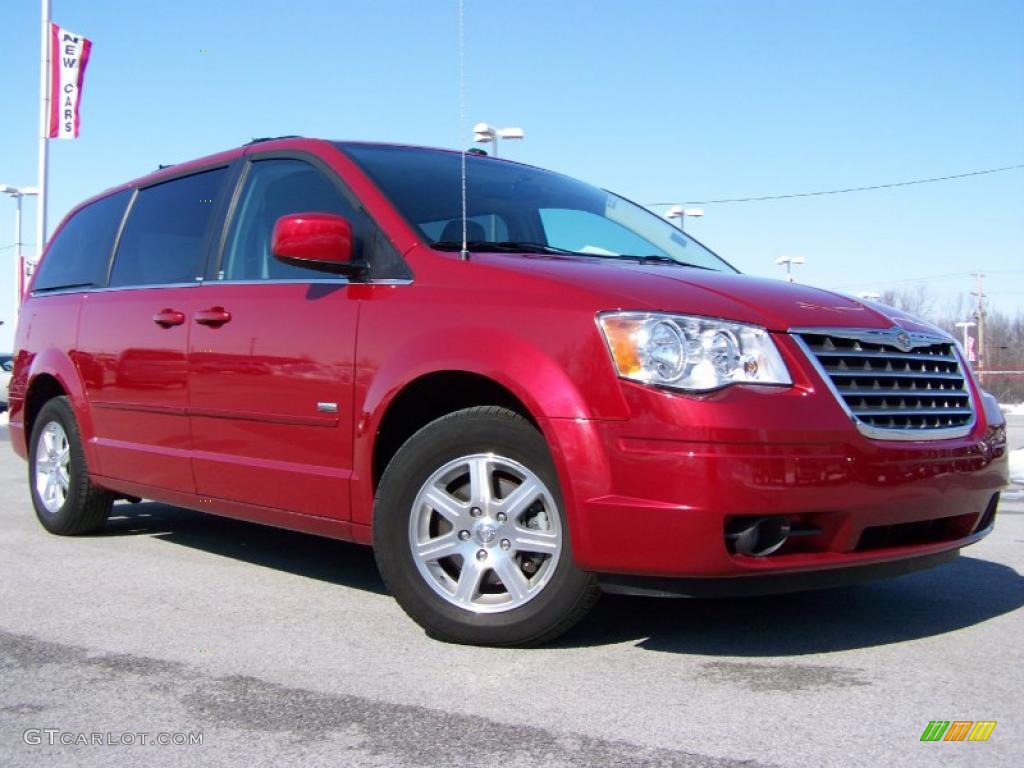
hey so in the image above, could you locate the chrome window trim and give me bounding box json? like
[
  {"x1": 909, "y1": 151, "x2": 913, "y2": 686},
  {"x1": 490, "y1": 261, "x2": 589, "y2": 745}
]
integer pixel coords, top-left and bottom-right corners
[
  {"x1": 30, "y1": 277, "x2": 413, "y2": 297},
  {"x1": 47, "y1": 282, "x2": 205, "y2": 295},
  {"x1": 790, "y1": 326, "x2": 978, "y2": 442},
  {"x1": 202, "y1": 277, "x2": 414, "y2": 287}
]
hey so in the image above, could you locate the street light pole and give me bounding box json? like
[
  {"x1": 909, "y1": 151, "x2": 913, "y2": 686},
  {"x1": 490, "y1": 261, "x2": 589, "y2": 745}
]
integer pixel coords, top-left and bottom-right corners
[
  {"x1": 2, "y1": 184, "x2": 40, "y2": 308},
  {"x1": 775, "y1": 255, "x2": 805, "y2": 283},
  {"x1": 15, "y1": 195, "x2": 23, "y2": 300},
  {"x1": 472, "y1": 123, "x2": 524, "y2": 158},
  {"x1": 955, "y1": 320, "x2": 977, "y2": 363},
  {"x1": 666, "y1": 205, "x2": 704, "y2": 232}
]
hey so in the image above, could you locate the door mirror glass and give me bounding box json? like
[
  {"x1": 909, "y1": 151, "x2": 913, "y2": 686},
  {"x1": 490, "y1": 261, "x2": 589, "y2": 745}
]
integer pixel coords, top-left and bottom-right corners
[{"x1": 271, "y1": 212, "x2": 359, "y2": 272}]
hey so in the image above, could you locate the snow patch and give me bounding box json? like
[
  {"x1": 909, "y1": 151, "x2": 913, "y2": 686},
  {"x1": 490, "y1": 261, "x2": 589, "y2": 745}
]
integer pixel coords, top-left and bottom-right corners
[{"x1": 1001, "y1": 402, "x2": 1024, "y2": 416}]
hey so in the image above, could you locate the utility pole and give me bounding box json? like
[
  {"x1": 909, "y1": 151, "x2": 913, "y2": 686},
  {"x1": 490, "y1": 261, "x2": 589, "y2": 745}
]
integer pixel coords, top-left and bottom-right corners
[{"x1": 971, "y1": 272, "x2": 986, "y2": 378}]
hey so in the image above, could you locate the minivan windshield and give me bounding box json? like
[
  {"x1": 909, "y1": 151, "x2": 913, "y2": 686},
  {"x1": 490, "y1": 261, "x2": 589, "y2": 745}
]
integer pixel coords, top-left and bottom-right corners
[{"x1": 338, "y1": 143, "x2": 736, "y2": 272}]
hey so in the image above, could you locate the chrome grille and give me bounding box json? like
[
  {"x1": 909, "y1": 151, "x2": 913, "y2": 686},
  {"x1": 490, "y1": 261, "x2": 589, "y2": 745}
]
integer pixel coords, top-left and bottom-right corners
[{"x1": 795, "y1": 328, "x2": 975, "y2": 440}]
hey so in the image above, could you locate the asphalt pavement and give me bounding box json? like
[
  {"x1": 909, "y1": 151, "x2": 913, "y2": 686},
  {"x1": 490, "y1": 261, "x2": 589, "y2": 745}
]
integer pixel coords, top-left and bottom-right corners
[{"x1": 1, "y1": 416, "x2": 1021, "y2": 767}]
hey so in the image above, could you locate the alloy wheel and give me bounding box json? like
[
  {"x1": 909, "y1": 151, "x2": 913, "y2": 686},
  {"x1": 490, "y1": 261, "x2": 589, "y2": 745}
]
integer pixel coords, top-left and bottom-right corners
[
  {"x1": 408, "y1": 453, "x2": 563, "y2": 613},
  {"x1": 35, "y1": 421, "x2": 71, "y2": 515}
]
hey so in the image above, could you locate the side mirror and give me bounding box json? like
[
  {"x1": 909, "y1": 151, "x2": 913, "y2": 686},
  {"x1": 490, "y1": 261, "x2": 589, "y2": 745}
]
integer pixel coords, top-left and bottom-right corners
[{"x1": 271, "y1": 212, "x2": 363, "y2": 273}]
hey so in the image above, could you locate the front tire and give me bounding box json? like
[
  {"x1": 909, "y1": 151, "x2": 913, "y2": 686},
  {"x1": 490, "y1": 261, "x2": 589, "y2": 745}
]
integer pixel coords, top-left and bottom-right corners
[
  {"x1": 28, "y1": 397, "x2": 113, "y2": 535},
  {"x1": 373, "y1": 407, "x2": 599, "y2": 646}
]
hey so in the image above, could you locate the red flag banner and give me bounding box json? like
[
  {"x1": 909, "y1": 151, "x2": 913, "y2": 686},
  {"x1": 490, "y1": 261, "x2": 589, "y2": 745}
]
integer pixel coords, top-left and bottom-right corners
[{"x1": 48, "y1": 23, "x2": 92, "y2": 139}]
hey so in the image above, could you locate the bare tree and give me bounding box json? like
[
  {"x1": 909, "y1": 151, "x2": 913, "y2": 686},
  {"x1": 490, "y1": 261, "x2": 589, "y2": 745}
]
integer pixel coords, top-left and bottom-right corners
[
  {"x1": 874, "y1": 285, "x2": 1023, "y2": 402},
  {"x1": 879, "y1": 285, "x2": 939, "y2": 318}
]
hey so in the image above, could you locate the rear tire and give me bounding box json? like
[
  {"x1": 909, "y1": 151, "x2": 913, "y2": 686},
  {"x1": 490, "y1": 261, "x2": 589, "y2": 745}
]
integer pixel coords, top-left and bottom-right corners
[
  {"x1": 28, "y1": 397, "x2": 113, "y2": 535},
  {"x1": 374, "y1": 406, "x2": 599, "y2": 646}
]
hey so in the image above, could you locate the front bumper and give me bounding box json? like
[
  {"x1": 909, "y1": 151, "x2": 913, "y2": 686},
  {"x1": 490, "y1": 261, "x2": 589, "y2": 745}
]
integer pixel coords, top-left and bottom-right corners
[
  {"x1": 597, "y1": 547, "x2": 964, "y2": 597},
  {"x1": 543, "y1": 373, "x2": 1008, "y2": 580}
]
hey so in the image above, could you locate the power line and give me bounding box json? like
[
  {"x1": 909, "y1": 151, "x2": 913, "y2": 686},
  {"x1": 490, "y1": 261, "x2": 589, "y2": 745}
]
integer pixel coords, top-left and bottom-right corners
[
  {"x1": 0, "y1": 243, "x2": 36, "y2": 252},
  {"x1": 835, "y1": 268, "x2": 1024, "y2": 291},
  {"x1": 835, "y1": 271, "x2": 974, "y2": 290},
  {"x1": 648, "y1": 162, "x2": 1024, "y2": 206}
]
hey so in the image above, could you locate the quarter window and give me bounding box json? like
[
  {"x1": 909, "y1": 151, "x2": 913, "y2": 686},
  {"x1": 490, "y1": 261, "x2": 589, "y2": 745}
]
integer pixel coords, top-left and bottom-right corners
[
  {"x1": 33, "y1": 190, "x2": 131, "y2": 292},
  {"x1": 220, "y1": 159, "x2": 360, "y2": 282},
  {"x1": 109, "y1": 167, "x2": 228, "y2": 287}
]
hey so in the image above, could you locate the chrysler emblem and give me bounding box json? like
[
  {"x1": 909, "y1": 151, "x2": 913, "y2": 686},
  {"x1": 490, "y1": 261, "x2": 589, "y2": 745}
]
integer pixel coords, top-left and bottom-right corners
[
  {"x1": 893, "y1": 330, "x2": 913, "y2": 352},
  {"x1": 475, "y1": 522, "x2": 498, "y2": 544}
]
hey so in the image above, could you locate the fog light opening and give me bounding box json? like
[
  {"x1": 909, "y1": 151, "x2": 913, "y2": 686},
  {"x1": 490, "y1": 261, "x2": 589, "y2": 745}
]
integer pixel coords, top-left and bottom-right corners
[{"x1": 726, "y1": 516, "x2": 791, "y2": 557}]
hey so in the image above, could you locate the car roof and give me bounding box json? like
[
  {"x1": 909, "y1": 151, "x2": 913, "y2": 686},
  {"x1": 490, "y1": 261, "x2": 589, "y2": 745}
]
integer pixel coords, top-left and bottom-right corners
[{"x1": 50, "y1": 137, "x2": 540, "y2": 247}]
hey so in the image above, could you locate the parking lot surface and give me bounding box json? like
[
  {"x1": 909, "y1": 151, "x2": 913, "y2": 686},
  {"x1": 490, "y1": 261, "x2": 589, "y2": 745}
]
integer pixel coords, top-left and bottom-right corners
[{"x1": 1, "y1": 416, "x2": 1021, "y2": 767}]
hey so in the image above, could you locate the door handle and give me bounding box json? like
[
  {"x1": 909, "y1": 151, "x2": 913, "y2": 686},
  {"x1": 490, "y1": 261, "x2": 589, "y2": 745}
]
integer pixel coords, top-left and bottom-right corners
[
  {"x1": 153, "y1": 309, "x2": 186, "y2": 328},
  {"x1": 194, "y1": 307, "x2": 232, "y2": 327}
]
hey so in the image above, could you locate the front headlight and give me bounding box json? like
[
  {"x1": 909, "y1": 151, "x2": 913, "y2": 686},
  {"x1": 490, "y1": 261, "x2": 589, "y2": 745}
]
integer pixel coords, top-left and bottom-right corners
[{"x1": 598, "y1": 311, "x2": 792, "y2": 392}]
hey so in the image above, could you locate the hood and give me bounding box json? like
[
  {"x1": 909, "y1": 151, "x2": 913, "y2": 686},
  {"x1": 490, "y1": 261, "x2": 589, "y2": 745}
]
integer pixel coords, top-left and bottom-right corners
[{"x1": 473, "y1": 253, "x2": 946, "y2": 335}]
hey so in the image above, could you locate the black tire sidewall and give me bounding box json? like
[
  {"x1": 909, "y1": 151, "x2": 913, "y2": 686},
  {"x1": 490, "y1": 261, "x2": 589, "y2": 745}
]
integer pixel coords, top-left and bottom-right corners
[{"x1": 374, "y1": 408, "x2": 594, "y2": 646}]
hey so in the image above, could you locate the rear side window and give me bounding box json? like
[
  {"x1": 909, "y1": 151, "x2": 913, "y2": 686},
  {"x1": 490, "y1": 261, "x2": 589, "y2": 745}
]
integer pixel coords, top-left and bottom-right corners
[
  {"x1": 33, "y1": 190, "x2": 131, "y2": 292},
  {"x1": 109, "y1": 167, "x2": 228, "y2": 287}
]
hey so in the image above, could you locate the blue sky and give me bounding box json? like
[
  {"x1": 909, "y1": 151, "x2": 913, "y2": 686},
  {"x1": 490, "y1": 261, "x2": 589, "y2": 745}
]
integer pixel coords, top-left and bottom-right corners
[{"x1": 1, "y1": 0, "x2": 1022, "y2": 349}]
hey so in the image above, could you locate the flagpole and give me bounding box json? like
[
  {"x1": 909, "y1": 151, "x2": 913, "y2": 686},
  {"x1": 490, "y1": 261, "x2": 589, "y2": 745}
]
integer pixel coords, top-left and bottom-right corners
[{"x1": 35, "y1": 0, "x2": 51, "y2": 267}]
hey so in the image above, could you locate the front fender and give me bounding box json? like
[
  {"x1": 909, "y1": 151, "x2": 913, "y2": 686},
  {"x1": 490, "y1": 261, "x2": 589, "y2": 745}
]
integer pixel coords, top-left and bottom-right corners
[
  {"x1": 362, "y1": 326, "x2": 609, "y2": 425},
  {"x1": 350, "y1": 322, "x2": 628, "y2": 528}
]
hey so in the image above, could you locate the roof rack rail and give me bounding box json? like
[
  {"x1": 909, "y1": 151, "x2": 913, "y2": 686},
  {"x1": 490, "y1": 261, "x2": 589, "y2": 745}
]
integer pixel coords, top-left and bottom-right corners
[{"x1": 246, "y1": 135, "x2": 303, "y2": 145}]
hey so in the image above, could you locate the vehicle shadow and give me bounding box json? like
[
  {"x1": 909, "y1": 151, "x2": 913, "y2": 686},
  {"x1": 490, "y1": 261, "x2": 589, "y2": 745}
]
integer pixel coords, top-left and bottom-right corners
[
  {"x1": 101, "y1": 501, "x2": 387, "y2": 596},
  {"x1": 101, "y1": 501, "x2": 1022, "y2": 654},
  {"x1": 560, "y1": 555, "x2": 1024, "y2": 655}
]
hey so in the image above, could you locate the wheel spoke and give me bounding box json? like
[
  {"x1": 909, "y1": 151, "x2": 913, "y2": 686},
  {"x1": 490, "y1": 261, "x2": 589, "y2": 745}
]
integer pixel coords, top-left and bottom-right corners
[
  {"x1": 453, "y1": 559, "x2": 484, "y2": 604},
  {"x1": 512, "y1": 530, "x2": 559, "y2": 555},
  {"x1": 57, "y1": 468, "x2": 70, "y2": 491},
  {"x1": 43, "y1": 474, "x2": 57, "y2": 504},
  {"x1": 414, "y1": 531, "x2": 460, "y2": 563},
  {"x1": 468, "y1": 457, "x2": 493, "y2": 506},
  {"x1": 495, "y1": 476, "x2": 541, "y2": 522},
  {"x1": 492, "y1": 556, "x2": 530, "y2": 602},
  {"x1": 422, "y1": 487, "x2": 467, "y2": 524}
]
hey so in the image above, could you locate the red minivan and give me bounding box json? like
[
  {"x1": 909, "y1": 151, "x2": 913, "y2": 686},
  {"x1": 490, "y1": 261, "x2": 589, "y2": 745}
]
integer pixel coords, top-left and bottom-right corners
[{"x1": 9, "y1": 138, "x2": 1009, "y2": 645}]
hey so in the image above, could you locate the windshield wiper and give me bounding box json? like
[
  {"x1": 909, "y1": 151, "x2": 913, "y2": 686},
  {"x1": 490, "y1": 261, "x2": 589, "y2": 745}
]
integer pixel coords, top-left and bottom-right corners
[
  {"x1": 432, "y1": 241, "x2": 714, "y2": 268},
  {"x1": 613, "y1": 253, "x2": 715, "y2": 269},
  {"x1": 432, "y1": 240, "x2": 585, "y2": 256}
]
